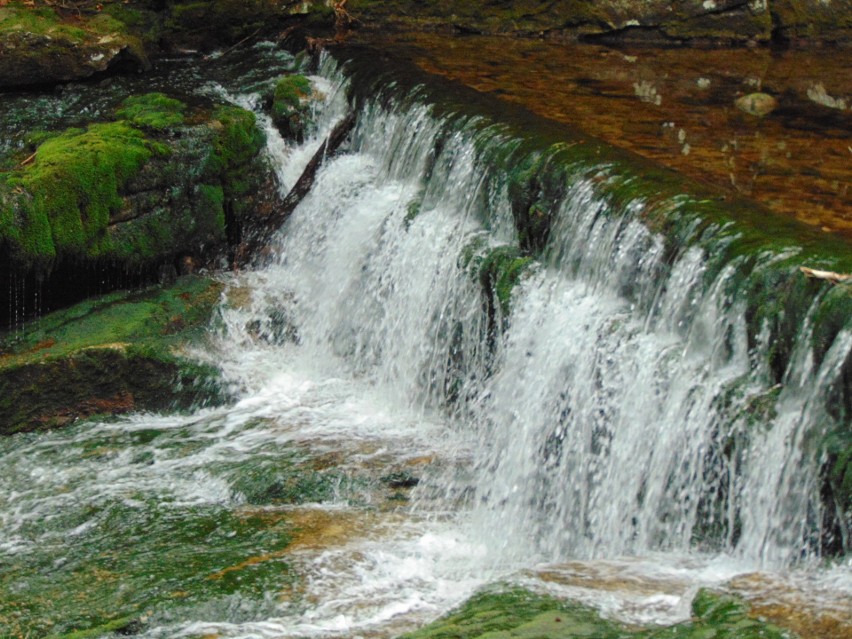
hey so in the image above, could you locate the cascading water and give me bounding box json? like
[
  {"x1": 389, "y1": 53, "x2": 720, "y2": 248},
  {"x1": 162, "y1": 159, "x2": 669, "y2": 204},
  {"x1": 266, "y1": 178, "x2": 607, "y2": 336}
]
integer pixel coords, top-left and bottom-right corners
[{"x1": 0, "y1": 47, "x2": 849, "y2": 638}]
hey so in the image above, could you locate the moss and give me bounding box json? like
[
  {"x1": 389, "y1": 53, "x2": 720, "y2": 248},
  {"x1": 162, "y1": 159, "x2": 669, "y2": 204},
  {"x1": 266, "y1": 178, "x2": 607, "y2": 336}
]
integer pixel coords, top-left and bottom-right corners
[
  {"x1": 274, "y1": 74, "x2": 312, "y2": 112},
  {"x1": 478, "y1": 245, "x2": 534, "y2": 317},
  {"x1": 0, "y1": 122, "x2": 155, "y2": 269},
  {"x1": 0, "y1": 4, "x2": 89, "y2": 41},
  {"x1": 116, "y1": 93, "x2": 186, "y2": 131},
  {"x1": 206, "y1": 105, "x2": 266, "y2": 224},
  {"x1": 271, "y1": 74, "x2": 313, "y2": 140}
]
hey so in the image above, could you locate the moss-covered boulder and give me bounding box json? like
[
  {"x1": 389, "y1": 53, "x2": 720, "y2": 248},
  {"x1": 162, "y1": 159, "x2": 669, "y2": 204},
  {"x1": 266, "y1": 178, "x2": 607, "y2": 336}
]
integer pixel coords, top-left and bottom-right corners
[
  {"x1": 0, "y1": 92, "x2": 273, "y2": 314},
  {"x1": 399, "y1": 586, "x2": 792, "y2": 639},
  {"x1": 0, "y1": 3, "x2": 149, "y2": 88},
  {"x1": 0, "y1": 275, "x2": 226, "y2": 434},
  {"x1": 271, "y1": 74, "x2": 314, "y2": 141}
]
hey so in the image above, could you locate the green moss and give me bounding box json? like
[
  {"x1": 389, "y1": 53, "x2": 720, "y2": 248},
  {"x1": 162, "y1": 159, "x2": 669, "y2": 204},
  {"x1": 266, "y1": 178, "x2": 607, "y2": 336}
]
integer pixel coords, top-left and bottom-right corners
[
  {"x1": 274, "y1": 74, "x2": 312, "y2": 112},
  {"x1": 205, "y1": 105, "x2": 266, "y2": 223},
  {"x1": 0, "y1": 5, "x2": 88, "y2": 41},
  {"x1": 271, "y1": 74, "x2": 313, "y2": 139},
  {"x1": 478, "y1": 246, "x2": 535, "y2": 316},
  {"x1": 116, "y1": 93, "x2": 186, "y2": 131},
  {"x1": 0, "y1": 122, "x2": 154, "y2": 267}
]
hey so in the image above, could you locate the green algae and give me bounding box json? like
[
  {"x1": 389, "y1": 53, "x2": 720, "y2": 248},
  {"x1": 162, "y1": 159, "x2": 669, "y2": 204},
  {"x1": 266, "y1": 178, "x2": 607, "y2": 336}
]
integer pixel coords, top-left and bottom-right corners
[
  {"x1": 400, "y1": 586, "x2": 792, "y2": 639},
  {"x1": 0, "y1": 502, "x2": 293, "y2": 638},
  {"x1": 0, "y1": 276, "x2": 226, "y2": 434},
  {"x1": 225, "y1": 457, "x2": 354, "y2": 506},
  {"x1": 116, "y1": 93, "x2": 186, "y2": 131}
]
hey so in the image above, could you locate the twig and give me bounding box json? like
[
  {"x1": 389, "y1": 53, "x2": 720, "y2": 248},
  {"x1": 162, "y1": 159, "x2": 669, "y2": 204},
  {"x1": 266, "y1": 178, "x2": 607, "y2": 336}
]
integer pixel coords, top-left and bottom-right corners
[
  {"x1": 206, "y1": 27, "x2": 261, "y2": 62},
  {"x1": 20, "y1": 151, "x2": 36, "y2": 166},
  {"x1": 800, "y1": 266, "x2": 852, "y2": 284}
]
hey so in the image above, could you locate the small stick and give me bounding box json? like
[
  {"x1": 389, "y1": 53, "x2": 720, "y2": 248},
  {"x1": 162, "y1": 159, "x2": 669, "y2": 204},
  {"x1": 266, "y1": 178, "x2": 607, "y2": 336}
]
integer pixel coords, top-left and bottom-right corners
[
  {"x1": 800, "y1": 266, "x2": 852, "y2": 284},
  {"x1": 206, "y1": 27, "x2": 261, "y2": 62}
]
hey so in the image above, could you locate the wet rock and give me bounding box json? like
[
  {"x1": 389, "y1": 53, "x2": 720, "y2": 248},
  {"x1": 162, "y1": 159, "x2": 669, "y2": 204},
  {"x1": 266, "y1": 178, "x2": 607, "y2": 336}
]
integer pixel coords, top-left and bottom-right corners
[
  {"x1": 270, "y1": 74, "x2": 315, "y2": 142},
  {"x1": 0, "y1": 5, "x2": 149, "y2": 89},
  {"x1": 0, "y1": 92, "x2": 275, "y2": 309},
  {"x1": 0, "y1": 276, "x2": 226, "y2": 435},
  {"x1": 772, "y1": 0, "x2": 852, "y2": 44},
  {"x1": 399, "y1": 586, "x2": 790, "y2": 639},
  {"x1": 735, "y1": 92, "x2": 778, "y2": 116}
]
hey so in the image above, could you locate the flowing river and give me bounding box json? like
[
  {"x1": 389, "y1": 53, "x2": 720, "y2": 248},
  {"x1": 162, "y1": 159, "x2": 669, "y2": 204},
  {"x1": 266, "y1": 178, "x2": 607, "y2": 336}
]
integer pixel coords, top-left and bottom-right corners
[{"x1": 0, "y1": 45, "x2": 850, "y2": 638}]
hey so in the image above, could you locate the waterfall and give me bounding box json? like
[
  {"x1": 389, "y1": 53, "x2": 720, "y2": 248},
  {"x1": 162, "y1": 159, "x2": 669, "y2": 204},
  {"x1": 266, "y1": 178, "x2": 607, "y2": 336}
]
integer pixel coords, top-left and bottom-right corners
[
  {"x1": 1, "y1": 46, "x2": 849, "y2": 639},
  {"x1": 216, "y1": 53, "x2": 850, "y2": 569}
]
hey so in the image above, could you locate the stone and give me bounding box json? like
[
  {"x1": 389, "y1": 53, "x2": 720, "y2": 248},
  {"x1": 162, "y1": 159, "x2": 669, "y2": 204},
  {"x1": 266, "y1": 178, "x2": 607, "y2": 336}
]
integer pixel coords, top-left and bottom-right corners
[
  {"x1": 735, "y1": 92, "x2": 778, "y2": 116},
  {"x1": 0, "y1": 6, "x2": 149, "y2": 89}
]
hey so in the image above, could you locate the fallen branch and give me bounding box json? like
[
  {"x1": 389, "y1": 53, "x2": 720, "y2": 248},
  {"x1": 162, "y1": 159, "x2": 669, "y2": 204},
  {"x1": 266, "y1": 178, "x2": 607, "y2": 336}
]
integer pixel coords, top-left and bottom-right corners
[
  {"x1": 20, "y1": 151, "x2": 37, "y2": 166},
  {"x1": 800, "y1": 266, "x2": 852, "y2": 284},
  {"x1": 205, "y1": 27, "x2": 261, "y2": 62},
  {"x1": 236, "y1": 111, "x2": 357, "y2": 265}
]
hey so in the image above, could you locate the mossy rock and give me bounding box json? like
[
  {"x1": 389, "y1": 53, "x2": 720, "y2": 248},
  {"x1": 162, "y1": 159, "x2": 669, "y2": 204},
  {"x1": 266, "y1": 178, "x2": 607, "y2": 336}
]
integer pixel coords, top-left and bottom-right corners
[
  {"x1": 271, "y1": 74, "x2": 314, "y2": 141},
  {"x1": 475, "y1": 245, "x2": 535, "y2": 318},
  {"x1": 1, "y1": 92, "x2": 273, "y2": 317},
  {"x1": 0, "y1": 276, "x2": 226, "y2": 435},
  {"x1": 399, "y1": 586, "x2": 792, "y2": 639},
  {"x1": 0, "y1": 3, "x2": 149, "y2": 88}
]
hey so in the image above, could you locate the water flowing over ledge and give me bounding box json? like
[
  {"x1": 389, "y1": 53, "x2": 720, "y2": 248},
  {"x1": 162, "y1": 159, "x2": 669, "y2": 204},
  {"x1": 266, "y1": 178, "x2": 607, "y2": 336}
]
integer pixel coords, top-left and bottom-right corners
[{"x1": 0, "y1": 45, "x2": 849, "y2": 639}]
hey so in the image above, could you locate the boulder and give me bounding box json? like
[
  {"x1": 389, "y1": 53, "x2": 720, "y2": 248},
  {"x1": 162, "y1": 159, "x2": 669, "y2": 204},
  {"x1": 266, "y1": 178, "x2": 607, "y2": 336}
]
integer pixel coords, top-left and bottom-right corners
[
  {"x1": 0, "y1": 276, "x2": 226, "y2": 434},
  {"x1": 0, "y1": 4, "x2": 149, "y2": 88},
  {"x1": 0, "y1": 92, "x2": 275, "y2": 308}
]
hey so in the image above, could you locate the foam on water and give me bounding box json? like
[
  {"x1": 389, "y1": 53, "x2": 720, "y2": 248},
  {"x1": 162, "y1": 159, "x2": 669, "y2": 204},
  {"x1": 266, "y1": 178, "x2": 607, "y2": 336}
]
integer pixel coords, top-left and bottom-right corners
[{"x1": 0, "y1": 51, "x2": 849, "y2": 639}]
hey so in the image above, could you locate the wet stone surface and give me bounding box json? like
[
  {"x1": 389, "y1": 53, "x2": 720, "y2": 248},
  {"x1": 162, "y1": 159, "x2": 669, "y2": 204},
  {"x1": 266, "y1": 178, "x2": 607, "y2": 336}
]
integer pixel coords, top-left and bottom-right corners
[{"x1": 367, "y1": 33, "x2": 852, "y2": 240}]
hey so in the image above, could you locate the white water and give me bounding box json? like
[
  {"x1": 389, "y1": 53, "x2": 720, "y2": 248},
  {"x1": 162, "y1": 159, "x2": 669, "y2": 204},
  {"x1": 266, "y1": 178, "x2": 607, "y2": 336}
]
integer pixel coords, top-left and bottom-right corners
[{"x1": 1, "y1": 54, "x2": 850, "y2": 638}]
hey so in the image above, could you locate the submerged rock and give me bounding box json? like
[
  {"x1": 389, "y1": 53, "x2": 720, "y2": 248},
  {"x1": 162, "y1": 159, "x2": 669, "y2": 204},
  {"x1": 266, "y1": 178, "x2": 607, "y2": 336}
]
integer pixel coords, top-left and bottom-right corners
[
  {"x1": 0, "y1": 276, "x2": 226, "y2": 434},
  {"x1": 735, "y1": 92, "x2": 779, "y2": 117},
  {"x1": 399, "y1": 586, "x2": 791, "y2": 638}
]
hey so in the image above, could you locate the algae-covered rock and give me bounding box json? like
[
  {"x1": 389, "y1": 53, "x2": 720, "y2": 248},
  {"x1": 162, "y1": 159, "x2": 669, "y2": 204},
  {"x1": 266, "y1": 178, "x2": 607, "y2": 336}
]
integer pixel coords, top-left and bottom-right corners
[
  {"x1": 0, "y1": 92, "x2": 272, "y2": 296},
  {"x1": 0, "y1": 275, "x2": 226, "y2": 434},
  {"x1": 399, "y1": 586, "x2": 791, "y2": 639},
  {"x1": 0, "y1": 3, "x2": 149, "y2": 88}
]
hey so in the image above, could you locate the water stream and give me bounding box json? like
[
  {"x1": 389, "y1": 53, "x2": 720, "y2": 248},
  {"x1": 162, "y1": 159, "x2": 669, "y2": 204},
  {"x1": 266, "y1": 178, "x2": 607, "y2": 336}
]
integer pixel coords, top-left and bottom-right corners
[{"x1": 0, "y1": 48, "x2": 850, "y2": 638}]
